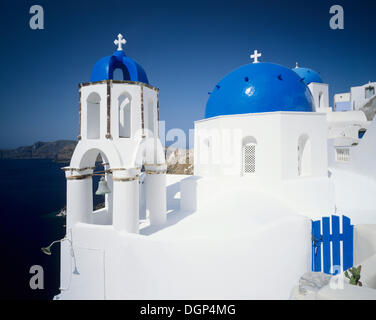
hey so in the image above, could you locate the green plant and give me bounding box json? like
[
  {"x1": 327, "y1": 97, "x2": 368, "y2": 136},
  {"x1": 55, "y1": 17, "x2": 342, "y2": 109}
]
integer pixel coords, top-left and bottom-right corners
[{"x1": 344, "y1": 265, "x2": 363, "y2": 286}]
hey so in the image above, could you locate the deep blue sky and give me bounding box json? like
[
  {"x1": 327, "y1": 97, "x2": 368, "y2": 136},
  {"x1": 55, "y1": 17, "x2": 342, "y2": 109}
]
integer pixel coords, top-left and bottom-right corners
[{"x1": 0, "y1": 0, "x2": 375, "y2": 148}]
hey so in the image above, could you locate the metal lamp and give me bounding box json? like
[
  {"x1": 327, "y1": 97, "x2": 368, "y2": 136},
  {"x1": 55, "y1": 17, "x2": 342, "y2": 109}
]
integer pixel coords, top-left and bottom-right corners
[{"x1": 41, "y1": 237, "x2": 66, "y2": 255}]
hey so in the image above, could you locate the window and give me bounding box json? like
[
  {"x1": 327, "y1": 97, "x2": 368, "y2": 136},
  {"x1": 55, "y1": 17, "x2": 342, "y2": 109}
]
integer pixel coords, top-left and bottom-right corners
[
  {"x1": 365, "y1": 86, "x2": 375, "y2": 99},
  {"x1": 86, "y1": 92, "x2": 101, "y2": 139},
  {"x1": 111, "y1": 66, "x2": 130, "y2": 81},
  {"x1": 113, "y1": 68, "x2": 124, "y2": 80},
  {"x1": 243, "y1": 145, "x2": 256, "y2": 173},
  {"x1": 298, "y1": 134, "x2": 311, "y2": 176},
  {"x1": 358, "y1": 129, "x2": 366, "y2": 139},
  {"x1": 318, "y1": 92, "x2": 324, "y2": 109},
  {"x1": 118, "y1": 92, "x2": 132, "y2": 138},
  {"x1": 318, "y1": 92, "x2": 322, "y2": 109},
  {"x1": 146, "y1": 100, "x2": 155, "y2": 137},
  {"x1": 336, "y1": 148, "x2": 350, "y2": 162},
  {"x1": 242, "y1": 136, "x2": 257, "y2": 175}
]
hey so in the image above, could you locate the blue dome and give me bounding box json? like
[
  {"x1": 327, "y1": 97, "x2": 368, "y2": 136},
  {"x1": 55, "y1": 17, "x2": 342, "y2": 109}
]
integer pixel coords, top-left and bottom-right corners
[
  {"x1": 90, "y1": 50, "x2": 148, "y2": 84},
  {"x1": 293, "y1": 67, "x2": 323, "y2": 85},
  {"x1": 205, "y1": 62, "x2": 314, "y2": 119}
]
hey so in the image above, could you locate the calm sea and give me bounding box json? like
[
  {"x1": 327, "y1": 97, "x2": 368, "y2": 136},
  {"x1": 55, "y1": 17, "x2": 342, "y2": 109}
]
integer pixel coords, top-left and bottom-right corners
[{"x1": 0, "y1": 159, "x2": 102, "y2": 300}]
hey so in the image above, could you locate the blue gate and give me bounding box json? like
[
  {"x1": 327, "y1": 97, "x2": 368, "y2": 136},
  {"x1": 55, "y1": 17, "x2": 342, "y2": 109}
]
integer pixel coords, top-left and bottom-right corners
[{"x1": 312, "y1": 215, "x2": 354, "y2": 275}]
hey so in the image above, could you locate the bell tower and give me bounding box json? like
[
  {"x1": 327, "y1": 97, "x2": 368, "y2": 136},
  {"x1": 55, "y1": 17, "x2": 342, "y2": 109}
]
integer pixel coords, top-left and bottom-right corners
[
  {"x1": 78, "y1": 77, "x2": 159, "y2": 141},
  {"x1": 64, "y1": 34, "x2": 166, "y2": 235}
]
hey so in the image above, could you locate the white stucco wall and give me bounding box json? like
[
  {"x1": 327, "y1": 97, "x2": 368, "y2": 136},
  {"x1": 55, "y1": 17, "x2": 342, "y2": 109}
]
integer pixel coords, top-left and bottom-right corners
[
  {"x1": 308, "y1": 82, "x2": 330, "y2": 112},
  {"x1": 194, "y1": 112, "x2": 327, "y2": 180},
  {"x1": 58, "y1": 173, "x2": 312, "y2": 300},
  {"x1": 351, "y1": 82, "x2": 376, "y2": 110}
]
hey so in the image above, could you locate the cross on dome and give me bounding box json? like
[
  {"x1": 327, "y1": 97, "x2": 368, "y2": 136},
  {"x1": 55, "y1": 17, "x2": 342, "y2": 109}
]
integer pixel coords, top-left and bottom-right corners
[
  {"x1": 250, "y1": 50, "x2": 262, "y2": 64},
  {"x1": 114, "y1": 33, "x2": 126, "y2": 51}
]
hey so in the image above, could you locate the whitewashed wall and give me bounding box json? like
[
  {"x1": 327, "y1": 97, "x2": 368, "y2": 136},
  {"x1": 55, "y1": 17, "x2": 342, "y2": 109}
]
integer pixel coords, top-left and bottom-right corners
[
  {"x1": 308, "y1": 82, "x2": 330, "y2": 112},
  {"x1": 194, "y1": 112, "x2": 328, "y2": 180},
  {"x1": 351, "y1": 82, "x2": 376, "y2": 110}
]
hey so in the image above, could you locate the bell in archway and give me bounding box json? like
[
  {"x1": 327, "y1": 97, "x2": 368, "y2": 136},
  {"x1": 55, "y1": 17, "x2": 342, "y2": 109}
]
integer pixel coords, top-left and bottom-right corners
[{"x1": 95, "y1": 177, "x2": 111, "y2": 195}]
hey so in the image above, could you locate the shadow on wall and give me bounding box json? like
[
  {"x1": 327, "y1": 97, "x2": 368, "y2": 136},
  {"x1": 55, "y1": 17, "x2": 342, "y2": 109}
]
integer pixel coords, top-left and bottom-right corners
[
  {"x1": 360, "y1": 95, "x2": 376, "y2": 121},
  {"x1": 140, "y1": 181, "x2": 194, "y2": 236}
]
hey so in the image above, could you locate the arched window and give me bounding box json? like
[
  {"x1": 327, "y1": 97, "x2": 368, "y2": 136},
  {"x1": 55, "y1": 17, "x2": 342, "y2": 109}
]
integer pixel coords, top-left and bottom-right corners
[
  {"x1": 113, "y1": 68, "x2": 124, "y2": 80},
  {"x1": 118, "y1": 92, "x2": 132, "y2": 138},
  {"x1": 298, "y1": 134, "x2": 311, "y2": 176},
  {"x1": 111, "y1": 66, "x2": 130, "y2": 81},
  {"x1": 318, "y1": 92, "x2": 323, "y2": 109},
  {"x1": 358, "y1": 128, "x2": 367, "y2": 139},
  {"x1": 146, "y1": 100, "x2": 155, "y2": 136},
  {"x1": 242, "y1": 136, "x2": 257, "y2": 175},
  {"x1": 87, "y1": 92, "x2": 101, "y2": 139},
  {"x1": 72, "y1": 149, "x2": 113, "y2": 226}
]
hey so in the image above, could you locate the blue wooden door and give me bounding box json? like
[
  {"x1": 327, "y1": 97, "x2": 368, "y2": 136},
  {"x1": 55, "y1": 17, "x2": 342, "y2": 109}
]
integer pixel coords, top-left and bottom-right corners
[{"x1": 312, "y1": 215, "x2": 353, "y2": 275}]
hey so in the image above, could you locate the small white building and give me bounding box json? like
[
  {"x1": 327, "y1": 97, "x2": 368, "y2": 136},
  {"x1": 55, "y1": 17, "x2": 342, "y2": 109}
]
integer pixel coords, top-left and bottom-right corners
[
  {"x1": 293, "y1": 65, "x2": 371, "y2": 145},
  {"x1": 334, "y1": 82, "x2": 376, "y2": 112}
]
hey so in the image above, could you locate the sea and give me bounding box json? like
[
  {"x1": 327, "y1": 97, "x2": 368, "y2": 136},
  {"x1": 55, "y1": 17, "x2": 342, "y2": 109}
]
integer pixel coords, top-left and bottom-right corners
[{"x1": 0, "y1": 159, "x2": 102, "y2": 300}]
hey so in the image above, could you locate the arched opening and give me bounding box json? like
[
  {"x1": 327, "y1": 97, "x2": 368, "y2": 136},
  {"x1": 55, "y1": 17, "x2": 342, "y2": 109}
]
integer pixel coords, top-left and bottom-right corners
[
  {"x1": 146, "y1": 100, "x2": 155, "y2": 136},
  {"x1": 298, "y1": 134, "x2": 311, "y2": 176},
  {"x1": 87, "y1": 92, "x2": 101, "y2": 139},
  {"x1": 318, "y1": 92, "x2": 324, "y2": 109},
  {"x1": 118, "y1": 92, "x2": 132, "y2": 138},
  {"x1": 77, "y1": 149, "x2": 113, "y2": 226},
  {"x1": 110, "y1": 66, "x2": 130, "y2": 81},
  {"x1": 113, "y1": 68, "x2": 124, "y2": 80},
  {"x1": 358, "y1": 128, "x2": 367, "y2": 139},
  {"x1": 242, "y1": 136, "x2": 257, "y2": 176}
]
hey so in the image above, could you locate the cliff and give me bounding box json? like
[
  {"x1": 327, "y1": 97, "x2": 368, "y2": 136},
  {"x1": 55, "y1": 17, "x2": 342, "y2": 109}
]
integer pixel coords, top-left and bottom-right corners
[
  {"x1": 0, "y1": 140, "x2": 77, "y2": 162},
  {"x1": 0, "y1": 140, "x2": 193, "y2": 174}
]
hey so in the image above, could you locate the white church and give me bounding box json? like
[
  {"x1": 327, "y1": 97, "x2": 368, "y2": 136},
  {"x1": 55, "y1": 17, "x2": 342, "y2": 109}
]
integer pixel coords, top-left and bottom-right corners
[{"x1": 51, "y1": 35, "x2": 376, "y2": 300}]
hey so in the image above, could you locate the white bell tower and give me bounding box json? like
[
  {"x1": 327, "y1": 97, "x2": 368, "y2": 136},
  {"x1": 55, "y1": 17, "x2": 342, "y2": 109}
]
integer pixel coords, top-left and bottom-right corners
[{"x1": 64, "y1": 34, "x2": 167, "y2": 236}]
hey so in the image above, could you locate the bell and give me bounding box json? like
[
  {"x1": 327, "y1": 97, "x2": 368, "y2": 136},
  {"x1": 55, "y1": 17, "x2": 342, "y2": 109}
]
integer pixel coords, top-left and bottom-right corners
[{"x1": 95, "y1": 177, "x2": 111, "y2": 195}]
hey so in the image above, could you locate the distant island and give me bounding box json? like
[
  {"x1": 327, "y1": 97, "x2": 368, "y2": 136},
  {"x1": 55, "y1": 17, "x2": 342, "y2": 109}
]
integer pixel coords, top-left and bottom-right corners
[
  {"x1": 0, "y1": 140, "x2": 193, "y2": 174},
  {"x1": 0, "y1": 140, "x2": 76, "y2": 163}
]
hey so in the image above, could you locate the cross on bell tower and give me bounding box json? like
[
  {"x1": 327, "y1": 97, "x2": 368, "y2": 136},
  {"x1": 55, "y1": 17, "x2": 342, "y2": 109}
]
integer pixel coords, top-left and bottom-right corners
[
  {"x1": 250, "y1": 50, "x2": 262, "y2": 64},
  {"x1": 114, "y1": 33, "x2": 126, "y2": 51}
]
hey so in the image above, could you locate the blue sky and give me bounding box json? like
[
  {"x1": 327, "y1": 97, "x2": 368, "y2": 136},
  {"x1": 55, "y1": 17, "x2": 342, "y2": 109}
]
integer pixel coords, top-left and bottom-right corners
[{"x1": 0, "y1": 0, "x2": 375, "y2": 148}]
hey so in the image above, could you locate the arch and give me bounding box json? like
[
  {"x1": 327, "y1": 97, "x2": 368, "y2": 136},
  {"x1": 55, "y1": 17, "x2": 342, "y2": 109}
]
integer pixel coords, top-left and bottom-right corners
[
  {"x1": 90, "y1": 152, "x2": 112, "y2": 219},
  {"x1": 297, "y1": 134, "x2": 311, "y2": 176},
  {"x1": 70, "y1": 142, "x2": 123, "y2": 169},
  {"x1": 318, "y1": 92, "x2": 324, "y2": 109},
  {"x1": 68, "y1": 147, "x2": 117, "y2": 227},
  {"x1": 78, "y1": 148, "x2": 110, "y2": 168},
  {"x1": 86, "y1": 92, "x2": 101, "y2": 139},
  {"x1": 90, "y1": 50, "x2": 148, "y2": 84},
  {"x1": 118, "y1": 91, "x2": 132, "y2": 138},
  {"x1": 358, "y1": 128, "x2": 367, "y2": 139},
  {"x1": 242, "y1": 136, "x2": 257, "y2": 175},
  {"x1": 113, "y1": 68, "x2": 126, "y2": 81}
]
